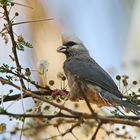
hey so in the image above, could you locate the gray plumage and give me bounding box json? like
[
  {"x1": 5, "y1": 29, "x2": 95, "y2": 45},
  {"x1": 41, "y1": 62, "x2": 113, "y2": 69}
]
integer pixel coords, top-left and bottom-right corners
[{"x1": 57, "y1": 34, "x2": 140, "y2": 112}]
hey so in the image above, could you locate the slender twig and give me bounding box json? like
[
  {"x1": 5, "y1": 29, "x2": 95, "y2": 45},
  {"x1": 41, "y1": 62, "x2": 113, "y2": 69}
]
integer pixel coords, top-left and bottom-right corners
[
  {"x1": 19, "y1": 118, "x2": 25, "y2": 140},
  {"x1": 10, "y1": 2, "x2": 33, "y2": 9},
  {"x1": 56, "y1": 126, "x2": 65, "y2": 140},
  {"x1": 0, "y1": 90, "x2": 52, "y2": 104},
  {"x1": 12, "y1": 18, "x2": 53, "y2": 26},
  {"x1": 0, "y1": 27, "x2": 6, "y2": 34},
  {"x1": 44, "y1": 134, "x2": 61, "y2": 140},
  {"x1": 0, "y1": 112, "x2": 78, "y2": 119},
  {"x1": 91, "y1": 121, "x2": 103, "y2": 140},
  {"x1": 72, "y1": 132, "x2": 79, "y2": 140},
  {"x1": 3, "y1": 69, "x2": 48, "y2": 89},
  {"x1": 2, "y1": 120, "x2": 78, "y2": 136},
  {"x1": 62, "y1": 122, "x2": 80, "y2": 136},
  {"x1": 44, "y1": 122, "x2": 80, "y2": 140}
]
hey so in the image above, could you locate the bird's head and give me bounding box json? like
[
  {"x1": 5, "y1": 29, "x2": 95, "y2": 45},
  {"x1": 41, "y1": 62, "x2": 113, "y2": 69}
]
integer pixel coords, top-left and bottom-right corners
[{"x1": 57, "y1": 33, "x2": 89, "y2": 58}]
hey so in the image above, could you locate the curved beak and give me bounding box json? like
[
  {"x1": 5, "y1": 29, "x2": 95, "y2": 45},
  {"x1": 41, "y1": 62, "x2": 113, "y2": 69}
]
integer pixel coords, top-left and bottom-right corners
[{"x1": 57, "y1": 46, "x2": 67, "y2": 53}]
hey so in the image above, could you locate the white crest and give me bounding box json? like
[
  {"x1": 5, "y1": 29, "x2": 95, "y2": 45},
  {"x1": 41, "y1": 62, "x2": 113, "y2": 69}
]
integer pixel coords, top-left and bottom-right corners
[{"x1": 61, "y1": 32, "x2": 83, "y2": 44}]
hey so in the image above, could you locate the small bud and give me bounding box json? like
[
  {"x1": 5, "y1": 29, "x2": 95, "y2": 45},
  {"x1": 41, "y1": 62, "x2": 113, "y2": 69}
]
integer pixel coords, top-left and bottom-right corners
[
  {"x1": 56, "y1": 96, "x2": 61, "y2": 103},
  {"x1": 124, "y1": 108, "x2": 130, "y2": 113},
  {"x1": 74, "y1": 103, "x2": 79, "y2": 108},
  {"x1": 57, "y1": 72, "x2": 65, "y2": 80},
  {"x1": 17, "y1": 35, "x2": 24, "y2": 43},
  {"x1": 132, "y1": 81, "x2": 137, "y2": 85},
  {"x1": 116, "y1": 75, "x2": 121, "y2": 80},
  {"x1": 115, "y1": 128, "x2": 120, "y2": 131},
  {"x1": 122, "y1": 75, "x2": 129, "y2": 79},
  {"x1": 49, "y1": 80, "x2": 55, "y2": 86},
  {"x1": 62, "y1": 76, "x2": 66, "y2": 81},
  {"x1": 25, "y1": 68, "x2": 31, "y2": 77},
  {"x1": 15, "y1": 12, "x2": 19, "y2": 16},
  {"x1": 122, "y1": 79, "x2": 128, "y2": 86},
  {"x1": 122, "y1": 125, "x2": 126, "y2": 129}
]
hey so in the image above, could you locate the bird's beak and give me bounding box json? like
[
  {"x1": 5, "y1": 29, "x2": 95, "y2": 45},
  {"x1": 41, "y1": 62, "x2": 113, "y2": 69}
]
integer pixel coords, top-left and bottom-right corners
[{"x1": 57, "y1": 46, "x2": 67, "y2": 53}]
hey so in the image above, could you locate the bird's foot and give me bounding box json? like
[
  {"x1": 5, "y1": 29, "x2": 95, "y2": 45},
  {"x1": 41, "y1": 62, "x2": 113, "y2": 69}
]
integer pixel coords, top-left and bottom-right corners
[{"x1": 51, "y1": 89, "x2": 69, "y2": 99}]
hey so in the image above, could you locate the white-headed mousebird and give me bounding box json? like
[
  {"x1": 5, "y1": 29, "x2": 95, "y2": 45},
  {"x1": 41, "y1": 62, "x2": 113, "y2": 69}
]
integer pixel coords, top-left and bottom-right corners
[{"x1": 57, "y1": 34, "x2": 140, "y2": 114}]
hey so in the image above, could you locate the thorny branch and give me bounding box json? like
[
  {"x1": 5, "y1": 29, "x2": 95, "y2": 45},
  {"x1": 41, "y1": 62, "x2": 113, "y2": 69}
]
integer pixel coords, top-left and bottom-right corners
[
  {"x1": 3, "y1": 5, "x2": 26, "y2": 89},
  {"x1": 12, "y1": 18, "x2": 53, "y2": 26},
  {"x1": 2, "y1": 68, "x2": 48, "y2": 89},
  {"x1": 1, "y1": 77, "x2": 140, "y2": 127}
]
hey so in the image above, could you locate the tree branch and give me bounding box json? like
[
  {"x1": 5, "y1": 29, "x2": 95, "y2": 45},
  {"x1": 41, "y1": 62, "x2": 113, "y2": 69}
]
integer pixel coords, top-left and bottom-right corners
[
  {"x1": 0, "y1": 90, "x2": 52, "y2": 104},
  {"x1": 1, "y1": 77, "x2": 140, "y2": 127},
  {"x1": 0, "y1": 112, "x2": 78, "y2": 119},
  {"x1": 3, "y1": 5, "x2": 26, "y2": 89}
]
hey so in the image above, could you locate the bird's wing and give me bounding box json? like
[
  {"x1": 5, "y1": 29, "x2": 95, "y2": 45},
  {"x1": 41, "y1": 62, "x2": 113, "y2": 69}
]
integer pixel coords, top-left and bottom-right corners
[{"x1": 64, "y1": 56, "x2": 122, "y2": 98}]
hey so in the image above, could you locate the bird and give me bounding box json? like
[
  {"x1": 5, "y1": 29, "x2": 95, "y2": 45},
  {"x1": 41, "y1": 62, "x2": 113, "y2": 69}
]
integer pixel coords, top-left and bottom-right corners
[{"x1": 57, "y1": 33, "x2": 140, "y2": 112}]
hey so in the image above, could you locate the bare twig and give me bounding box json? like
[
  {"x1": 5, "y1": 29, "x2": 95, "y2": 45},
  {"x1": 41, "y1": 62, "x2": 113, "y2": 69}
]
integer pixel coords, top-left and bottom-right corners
[
  {"x1": 12, "y1": 18, "x2": 53, "y2": 26},
  {"x1": 62, "y1": 122, "x2": 80, "y2": 136},
  {"x1": 44, "y1": 122, "x2": 80, "y2": 140},
  {"x1": 19, "y1": 118, "x2": 25, "y2": 140},
  {"x1": 10, "y1": 1, "x2": 33, "y2": 9},
  {"x1": 1, "y1": 68, "x2": 48, "y2": 89},
  {"x1": 0, "y1": 111, "x2": 78, "y2": 119},
  {"x1": 0, "y1": 90, "x2": 52, "y2": 104},
  {"x1": 91, "y1": 121, "x2": 103, "y2": 140}
]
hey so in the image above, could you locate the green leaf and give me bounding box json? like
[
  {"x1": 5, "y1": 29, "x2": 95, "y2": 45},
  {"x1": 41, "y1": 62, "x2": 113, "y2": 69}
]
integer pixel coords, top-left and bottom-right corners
[
  {"x1": 0, "y1": 0, "x2": 9, "y2": 6},
  {"x1": 43, "y1": 105, "x2": 50, "y2": 111},
  {"x1": 6, "y1": 75, "x2": 13, "y2": 81},
  {"x1": 26, "y1": 108, "x2": 33, "y2": 112},
  {"x1": 16, "y1": 40, "x2": 33, "y2": 51},
  {"x1": 9, "y1": 55, "x2": 15, "y2": 61},
  {"x1": 22, "y1": 41, "x2": 33, "y2": 48},
  {"x1": 4, "y1": 35, "x2": 8, "y2": 45},
  {"x1": 16, "y1": 44, "x2": 24, "y2": 51},
  {"x1": 0, "y1": 107, "x2": 6, "y2": 113}
]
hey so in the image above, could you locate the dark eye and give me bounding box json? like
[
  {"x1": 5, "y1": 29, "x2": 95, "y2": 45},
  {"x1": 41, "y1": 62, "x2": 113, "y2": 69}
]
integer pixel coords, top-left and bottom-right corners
[{"x1": 63, "y1": 41, "x2": 77, "y2": 46}]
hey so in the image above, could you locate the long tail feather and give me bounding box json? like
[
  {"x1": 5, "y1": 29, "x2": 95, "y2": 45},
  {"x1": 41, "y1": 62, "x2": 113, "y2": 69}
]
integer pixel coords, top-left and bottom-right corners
[{"x1": 101, "y1": 90, "x2": 140, "y2": 112}]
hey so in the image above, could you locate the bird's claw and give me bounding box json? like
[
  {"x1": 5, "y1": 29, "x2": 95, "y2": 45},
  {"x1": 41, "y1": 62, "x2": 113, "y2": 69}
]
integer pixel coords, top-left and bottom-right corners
[{"x1": 51, "y1": 89, "x2": 69, "y2": 99}]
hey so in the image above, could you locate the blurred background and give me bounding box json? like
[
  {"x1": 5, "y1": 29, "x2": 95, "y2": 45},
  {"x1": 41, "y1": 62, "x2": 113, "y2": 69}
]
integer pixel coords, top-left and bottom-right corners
[{"x1": 1, "y1": 0, "x2": 140, "y2": 139}]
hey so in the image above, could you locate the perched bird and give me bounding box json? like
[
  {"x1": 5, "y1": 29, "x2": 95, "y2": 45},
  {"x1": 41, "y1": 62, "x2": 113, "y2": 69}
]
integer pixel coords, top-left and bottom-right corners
[{"x1": 57, "y1": 34, "x2": 140, "y2": 112}]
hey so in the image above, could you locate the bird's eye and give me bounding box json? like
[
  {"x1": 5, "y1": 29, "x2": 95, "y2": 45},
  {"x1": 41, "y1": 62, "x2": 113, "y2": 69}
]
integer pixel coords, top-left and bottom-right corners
[{"x1": 63, "y1": 41, "x2": 77, "y2": 47}]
